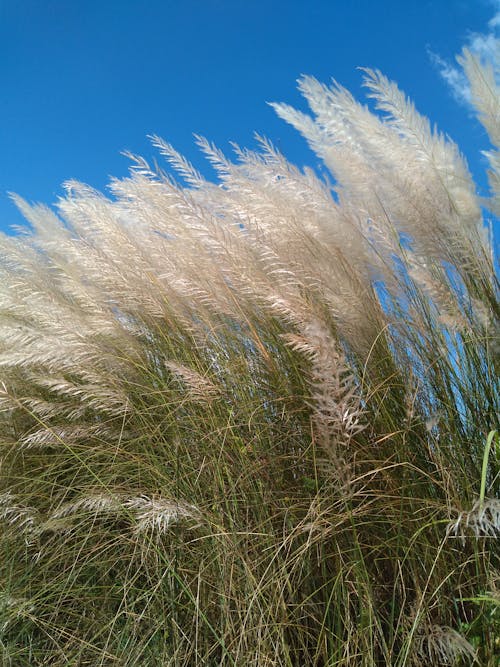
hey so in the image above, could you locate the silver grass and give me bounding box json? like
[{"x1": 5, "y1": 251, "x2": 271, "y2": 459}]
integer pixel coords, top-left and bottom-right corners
[
  {"x1": 51, "y1": 493, "x2": 125, "y2": 519},
  {"x1": 459, "y1": 49, "x2": 500, "y2": 148},
  {"x1": 0, "y1": 56, "x2": 497, "y2": 664},
  {"x1": 447, "y1": 498, "x2": 500, "y2": 542},
  {"x1": 459, "y1": 48, "x2": 500, "y2": 218},
  {"x1": 124, "y1": 496, "x2": 201, "y2": 537},
  {"x1": 413, "y1": 625, "x2": 476, "y2": 666},
  {"x1": 406, "y1": 254, "x2": 468, "y2": 331},
  {"x1": 164, "y1": 361, "x2": 220, "y2": 402},
  {"x1": 273, "y1": 70, "x2": 489, "y2": 284},
  {"x1": 281, "y1": 313, "x2": 364, "y2": 489},
  {"x1": 47, "y1": 494, "x2": 200, "y2": 538},
  {"x1": 17, "y1": 423, "x2": 119, "y2": 450},
  {"x1": 0, "y1": 493, "x2": 38, "y2": 537}
]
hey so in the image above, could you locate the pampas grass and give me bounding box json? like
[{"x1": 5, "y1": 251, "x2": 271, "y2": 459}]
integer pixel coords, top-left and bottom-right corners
[{"x1": 0, "y1": 50, "x2": 498, "y2": 665}]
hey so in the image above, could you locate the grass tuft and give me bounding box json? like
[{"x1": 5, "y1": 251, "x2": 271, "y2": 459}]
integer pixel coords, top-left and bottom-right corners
[{"x1": 0, "y1": 51, "x2": 498, "y2": 665}]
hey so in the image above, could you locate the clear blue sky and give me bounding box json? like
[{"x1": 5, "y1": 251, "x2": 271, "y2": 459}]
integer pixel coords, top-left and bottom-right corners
[{"x1": 0, "y1": 0, "x2": 498, "y2": 232}]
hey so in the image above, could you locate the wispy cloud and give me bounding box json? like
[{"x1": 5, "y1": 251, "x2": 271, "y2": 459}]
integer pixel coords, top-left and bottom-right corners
[
  {"x1": 429, "y1": 1, "x2": 500, "y2": 107},
  {"x1": 428, "y1": 50, "x2": 472, "y2": 105}
]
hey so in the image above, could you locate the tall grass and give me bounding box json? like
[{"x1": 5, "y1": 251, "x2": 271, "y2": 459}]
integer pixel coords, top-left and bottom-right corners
[{"x1": 0, "y1": 50, "x2": 498, "y2": 665}]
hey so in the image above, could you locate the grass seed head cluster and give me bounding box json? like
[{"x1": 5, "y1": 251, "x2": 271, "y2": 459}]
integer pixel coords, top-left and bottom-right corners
[{"x1": 0, "y1": 50, "x2": 498, "y2": 665}]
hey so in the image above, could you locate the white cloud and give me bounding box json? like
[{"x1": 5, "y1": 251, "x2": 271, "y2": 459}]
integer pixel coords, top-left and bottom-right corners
[
  {"x1": 468, "y1": 31, "x2": 500, "y2": 65},
  {"x1": 488, "y1": 1, "x2": 500, "y2": 29},
  {"x1": 427, "y1": 50, "x2": 471, "y2": 105},
  {"x1": 429, "y1": 2, "x2": 500, "y2": 107}
]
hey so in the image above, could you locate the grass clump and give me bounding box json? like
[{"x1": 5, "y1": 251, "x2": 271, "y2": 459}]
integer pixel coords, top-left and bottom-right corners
[{"x1": 0, "y1": 50, "x2": 498, "y2": 665}]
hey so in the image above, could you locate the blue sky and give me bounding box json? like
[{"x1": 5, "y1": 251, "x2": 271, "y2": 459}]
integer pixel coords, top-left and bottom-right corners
[{"x1": 0, "y1": 0, "x2": 498, "y2": 233}]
